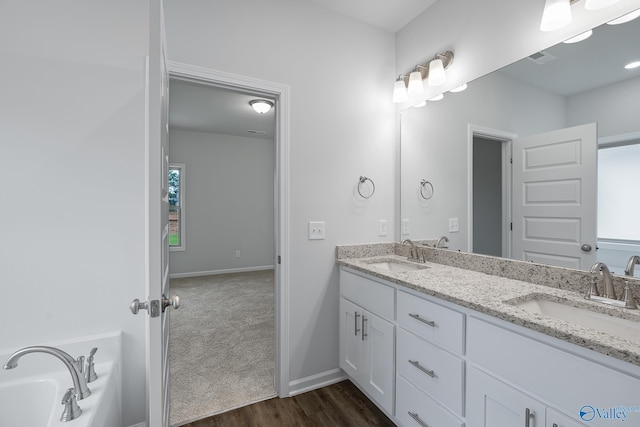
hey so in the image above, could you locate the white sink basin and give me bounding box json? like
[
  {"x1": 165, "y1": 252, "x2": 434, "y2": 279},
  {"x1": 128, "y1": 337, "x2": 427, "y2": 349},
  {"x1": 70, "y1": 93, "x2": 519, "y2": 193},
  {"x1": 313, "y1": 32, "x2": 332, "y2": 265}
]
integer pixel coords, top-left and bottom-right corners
[
  {"x1": 516, "y1": 298, "x2": 640, "y2": 343},
  {"x1": 366, "y1": 261, "x2": 427, "y2": 272}
]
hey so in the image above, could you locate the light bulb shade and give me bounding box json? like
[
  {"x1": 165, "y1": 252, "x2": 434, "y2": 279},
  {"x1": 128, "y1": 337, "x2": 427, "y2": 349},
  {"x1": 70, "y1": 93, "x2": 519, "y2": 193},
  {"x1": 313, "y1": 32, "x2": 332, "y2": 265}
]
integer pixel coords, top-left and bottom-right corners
[
  {"x1": 393, "y1": 79, "x2": 408, "y2": 103},
  {"x1": 249, "y1": 99, "x2": 274, "y2": 114},
  {"x1": 585, "y1": 0, "x2": 619, "y2": 10},
  {"x1": 428, "y1": 59, "x2": 446, "y2": 86},
  {"x1": 407, "y1": 70, "x2": 424, "y2": 96},
  {"x1": 540, "y1": 0, "x2": 572, "y2": 32}
]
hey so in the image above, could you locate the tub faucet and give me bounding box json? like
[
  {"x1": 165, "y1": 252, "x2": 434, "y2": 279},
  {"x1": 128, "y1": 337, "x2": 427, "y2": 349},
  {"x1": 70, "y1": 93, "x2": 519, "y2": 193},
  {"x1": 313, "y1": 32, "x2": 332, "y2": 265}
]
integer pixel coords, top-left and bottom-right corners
[
  {"x1": 624, "y1": 255, "x2": 640, "y2": 277},
  {"x1": 3, "y1": 346, "x2": 91, "y2": 400},
  {"x1": 589, "y1": 262, "x2": 616, "y2": 300},
  {"x1": 436, "y1": 236, "x2": 449, "y2": 248}
]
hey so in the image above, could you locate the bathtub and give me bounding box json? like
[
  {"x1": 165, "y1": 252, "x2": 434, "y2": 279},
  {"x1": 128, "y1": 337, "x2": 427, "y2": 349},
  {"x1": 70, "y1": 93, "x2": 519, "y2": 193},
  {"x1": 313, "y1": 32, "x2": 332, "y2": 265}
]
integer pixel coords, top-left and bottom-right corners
[{"x1": 0, "y1": 332, "x2": 122, "y2": 427}]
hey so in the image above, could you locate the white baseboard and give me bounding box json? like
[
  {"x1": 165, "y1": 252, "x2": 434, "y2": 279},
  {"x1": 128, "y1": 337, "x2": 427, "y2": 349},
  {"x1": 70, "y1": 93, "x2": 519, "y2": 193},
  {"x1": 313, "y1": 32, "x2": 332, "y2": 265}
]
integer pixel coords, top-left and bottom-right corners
[
  {"x1": 287, "y1": 368, "x2": 346, "y2": 397},
  {"x1": 169, "y1": 265, "x2": 275, "y2": 279}
]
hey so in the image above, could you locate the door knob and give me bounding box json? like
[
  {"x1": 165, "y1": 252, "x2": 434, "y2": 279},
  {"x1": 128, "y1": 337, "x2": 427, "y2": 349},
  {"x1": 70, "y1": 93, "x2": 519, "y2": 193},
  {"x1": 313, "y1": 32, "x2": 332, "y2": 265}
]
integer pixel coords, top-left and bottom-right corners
[
  {"x1": 162, "y1": 294, "x2": 180, "y2": 312},
  {"x1": 581, "y1": 244, "x2": 593, "y2": 252},
  {"x1": 130, "y1": 299, "x2": 148, "y2": 315}
]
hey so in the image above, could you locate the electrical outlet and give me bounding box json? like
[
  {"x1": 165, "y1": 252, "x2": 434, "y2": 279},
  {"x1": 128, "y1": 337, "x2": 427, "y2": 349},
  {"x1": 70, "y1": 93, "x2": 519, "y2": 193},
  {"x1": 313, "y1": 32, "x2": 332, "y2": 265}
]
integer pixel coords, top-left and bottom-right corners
[
  {"x1": 402, "y1": 219, "x2": 410, "y2": 235},
  {"x1": 449, "y1": 218, "x2": 459, "y2": 233},
  {"x1": 378, "y1": 220, "x2": 388, "y2": 237},
  {"x1": 308, "y1": 221, "x2": 325, "y2": 240},
  {"x1": 235, "y1": 250, "x2": 241, "y2": 258}
]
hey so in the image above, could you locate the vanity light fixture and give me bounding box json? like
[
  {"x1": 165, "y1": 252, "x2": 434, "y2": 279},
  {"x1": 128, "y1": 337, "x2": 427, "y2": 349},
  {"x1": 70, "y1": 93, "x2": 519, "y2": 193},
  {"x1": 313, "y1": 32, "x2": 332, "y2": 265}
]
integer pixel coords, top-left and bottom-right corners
[
  {"x1": 624, "y1": 61, "x2": 640, "y2": 69},
  {"x1": 449, "y1": 83, "x2": 468, "y2": 93},
  {"x1": 540, "y1": 0, "x2": 573, "y2": 32},
  {"x1": 393, "y1": 75, "x2": 409, "y2": 103},
  {"x1": 563, "y1": 29, "x2": 593, "y2": 43},
  {"x1": 249, "y1": 99, "x2": 274, "y2": 114},
  {"x1": 392, "y1": 51, "x2": 454, "y2": 103},
  {"x1": 607, "y1": 8, "x2": 640, "y2": 24}
]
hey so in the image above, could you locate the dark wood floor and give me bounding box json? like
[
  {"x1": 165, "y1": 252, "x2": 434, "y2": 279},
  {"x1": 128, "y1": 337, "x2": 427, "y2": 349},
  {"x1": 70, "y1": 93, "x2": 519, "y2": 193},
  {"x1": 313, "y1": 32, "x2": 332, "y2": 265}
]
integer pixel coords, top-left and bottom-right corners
[{"x1": 181, "y1": 380, "x2": 396, "y2": 427}]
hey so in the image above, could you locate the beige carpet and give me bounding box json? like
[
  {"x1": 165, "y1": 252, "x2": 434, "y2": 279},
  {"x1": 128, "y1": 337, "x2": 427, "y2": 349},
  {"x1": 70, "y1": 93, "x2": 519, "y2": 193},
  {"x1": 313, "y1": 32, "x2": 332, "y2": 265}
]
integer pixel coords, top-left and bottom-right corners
[{"x1": 169, "y1": 270, "x2": 276, "y2": 426}]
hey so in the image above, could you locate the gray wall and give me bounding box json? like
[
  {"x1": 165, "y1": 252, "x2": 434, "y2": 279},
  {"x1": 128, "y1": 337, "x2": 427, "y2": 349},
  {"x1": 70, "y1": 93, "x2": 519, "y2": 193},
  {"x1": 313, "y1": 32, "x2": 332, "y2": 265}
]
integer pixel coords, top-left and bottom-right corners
[{"x1": 169, "y1": 128, "x2": 275, "y2": 276}]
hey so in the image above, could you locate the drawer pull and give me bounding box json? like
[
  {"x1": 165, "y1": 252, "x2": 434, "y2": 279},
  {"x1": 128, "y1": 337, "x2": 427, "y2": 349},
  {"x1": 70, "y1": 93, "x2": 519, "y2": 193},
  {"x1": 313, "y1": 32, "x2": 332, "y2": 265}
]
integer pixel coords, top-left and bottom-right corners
[
  {"x1": 408, "y1": 411, "x2": 430, "y2": 427},
  {"x1": 409, "y1": 313, "x2": 436, "y2": 327},
  {"x1": 354, "y1": 312, "x2": 360, "y2": 336},
  {"x1": 525, "y1": 408, "x2": 534, "y2": 427},
  {"x1": 408, "y1": 359, "x2": 436, "y2": 378}
]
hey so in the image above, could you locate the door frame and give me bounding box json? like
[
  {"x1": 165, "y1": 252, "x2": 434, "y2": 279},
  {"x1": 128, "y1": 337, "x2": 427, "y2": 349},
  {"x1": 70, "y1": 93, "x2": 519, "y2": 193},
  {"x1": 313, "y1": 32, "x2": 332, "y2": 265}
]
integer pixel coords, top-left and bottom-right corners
[
  {"x1": 467, "y1": 124, "x2": 516, "y2": 257},
  {"x1": 166, "y1": 61, "x2": 291, "y2": 397}
]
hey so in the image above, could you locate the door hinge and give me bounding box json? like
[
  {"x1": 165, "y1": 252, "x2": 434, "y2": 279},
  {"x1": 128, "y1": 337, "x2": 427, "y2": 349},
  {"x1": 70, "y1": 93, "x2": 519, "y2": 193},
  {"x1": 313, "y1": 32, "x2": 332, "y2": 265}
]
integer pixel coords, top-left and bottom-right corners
[
  {"x1": 510, "y1": 222, "x2": 513, "y2": 231},
  {"x1": 510, "y1": 157, "x2": 513, "y2": 164},
  {"x1": 277, "y1": 255, "x2": 281, "y2": 265}
]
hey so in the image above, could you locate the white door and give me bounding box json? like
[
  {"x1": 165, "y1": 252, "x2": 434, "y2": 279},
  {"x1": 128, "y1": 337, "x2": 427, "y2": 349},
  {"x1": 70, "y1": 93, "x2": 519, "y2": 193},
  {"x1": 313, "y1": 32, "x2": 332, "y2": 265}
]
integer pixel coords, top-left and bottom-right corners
[
  {"x1": 141, "y1": 3, "x2": 179, "y2": 426},
  {"x1": 512, "y1": 123, "x2": 597, "y2": 269}
]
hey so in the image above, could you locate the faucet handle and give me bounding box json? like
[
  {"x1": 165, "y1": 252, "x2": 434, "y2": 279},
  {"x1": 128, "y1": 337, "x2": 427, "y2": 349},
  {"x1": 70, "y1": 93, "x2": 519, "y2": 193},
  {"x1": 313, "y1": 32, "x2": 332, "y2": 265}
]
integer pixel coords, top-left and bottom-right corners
[
  {"x1": 61, "y1": 388, "x2": 82, "y2": 422},
  {"x1": 85, "y1": 348, "x2": 98, "y2": 383},
  {"x1": 76, "y1": 356, "x2": 85, "y2": 374}
]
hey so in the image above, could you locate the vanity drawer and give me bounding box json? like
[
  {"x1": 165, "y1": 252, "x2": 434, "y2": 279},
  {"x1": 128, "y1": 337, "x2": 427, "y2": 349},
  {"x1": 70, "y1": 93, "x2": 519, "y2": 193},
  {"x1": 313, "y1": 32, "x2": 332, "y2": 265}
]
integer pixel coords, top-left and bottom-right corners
[
  {"x1": 396, "y1": 375, "x2": 464, "y2": 427},
  {"x1": 397, "y1": 290, "x2": 465, "y2": 354},
  {"x1": 397, "y1": 328, "x2": 464, "y2": 415},
  {"x1": 340, "y1": 269, "x2": 394, "y2": 320}
]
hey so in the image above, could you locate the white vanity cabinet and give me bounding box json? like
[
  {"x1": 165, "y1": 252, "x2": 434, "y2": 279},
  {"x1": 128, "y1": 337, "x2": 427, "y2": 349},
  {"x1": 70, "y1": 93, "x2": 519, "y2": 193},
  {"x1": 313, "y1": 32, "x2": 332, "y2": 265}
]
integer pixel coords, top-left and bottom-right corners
[
  {"x1": 339, "y1": 269, "x2": 395, "y2": 415},
  {"x1": 395, "y1": 290, "x2": 466, "y2": 427},
  {"x1": 467, "y1": 316, "x2": 640, "y2": 427}
]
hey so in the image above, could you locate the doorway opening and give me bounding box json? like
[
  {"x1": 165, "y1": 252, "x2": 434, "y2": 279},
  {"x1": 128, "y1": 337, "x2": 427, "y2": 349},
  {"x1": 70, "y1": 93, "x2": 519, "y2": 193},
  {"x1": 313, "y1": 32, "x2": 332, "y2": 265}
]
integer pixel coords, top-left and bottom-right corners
[
  {"x1": 468, "y1": 126, "x2": 514, "y2": 258},
  {"x1": 165, "y1": 64, "x2": 289, "y2": 426}
]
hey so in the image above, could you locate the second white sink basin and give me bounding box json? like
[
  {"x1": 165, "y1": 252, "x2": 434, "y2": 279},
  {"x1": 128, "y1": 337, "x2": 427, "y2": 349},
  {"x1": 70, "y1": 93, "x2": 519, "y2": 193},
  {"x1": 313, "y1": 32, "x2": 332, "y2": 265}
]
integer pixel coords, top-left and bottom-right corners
[
  {"x1": 515, "y1": 297, "x2": 640, "y2": 343},
  {"x1": 367, "y1": 261, "x2": 427, "y2": 273}
]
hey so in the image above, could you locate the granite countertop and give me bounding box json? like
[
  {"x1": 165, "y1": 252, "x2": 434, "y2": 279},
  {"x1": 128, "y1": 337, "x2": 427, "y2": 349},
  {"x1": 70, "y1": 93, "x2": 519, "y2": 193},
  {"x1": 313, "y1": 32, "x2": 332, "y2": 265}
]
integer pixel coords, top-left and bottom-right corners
[{"x1": 338, "y1": 253, "x2": 640, "y2": 368}]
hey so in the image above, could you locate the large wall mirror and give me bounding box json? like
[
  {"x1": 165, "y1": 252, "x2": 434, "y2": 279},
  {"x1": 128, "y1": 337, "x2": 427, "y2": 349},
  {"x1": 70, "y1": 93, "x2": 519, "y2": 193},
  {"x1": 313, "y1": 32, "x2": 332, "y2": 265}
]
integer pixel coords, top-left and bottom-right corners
[{"x1": 400, "y1": 12, "x2": 640, "y2": 275}]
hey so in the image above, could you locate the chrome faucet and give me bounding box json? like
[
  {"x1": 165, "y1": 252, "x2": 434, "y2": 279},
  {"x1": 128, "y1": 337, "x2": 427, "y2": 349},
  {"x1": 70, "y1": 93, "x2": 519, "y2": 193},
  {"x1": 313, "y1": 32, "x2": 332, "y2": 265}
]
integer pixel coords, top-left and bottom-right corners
[
  {"x1": 3, "y1": 346, "x2": 91, "y2": 400},
  {"x1": 589, "y1": 262, "x2": 616, "y2": 299},
  {"x1": 435, "y1": 236, "x2": 449, "y2": 248},
  {"x1": 402, "y1": 239, "x2": 418, "y2": 260},
  {"x1": 624, "y1": 255, "x2": 640, "y2": 277}
]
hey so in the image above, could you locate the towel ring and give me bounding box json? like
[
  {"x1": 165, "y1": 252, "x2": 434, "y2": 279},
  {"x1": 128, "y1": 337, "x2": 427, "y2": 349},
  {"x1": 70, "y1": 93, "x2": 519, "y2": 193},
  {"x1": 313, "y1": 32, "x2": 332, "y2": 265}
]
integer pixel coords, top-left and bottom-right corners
[
  {"x1": 357, "y1": 176, "x2": 376, "y2": 199},
  {"x1": 420, "y1": 179, "x2": 434, "y2": 200}
]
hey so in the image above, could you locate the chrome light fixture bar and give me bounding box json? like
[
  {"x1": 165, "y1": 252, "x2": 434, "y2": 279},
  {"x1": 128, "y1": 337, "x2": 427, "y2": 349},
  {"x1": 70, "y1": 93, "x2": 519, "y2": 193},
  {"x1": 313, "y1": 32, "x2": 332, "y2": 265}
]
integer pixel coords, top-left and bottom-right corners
[{"x1": 392, "y1": 51, "x2": 454, "y2": 103}]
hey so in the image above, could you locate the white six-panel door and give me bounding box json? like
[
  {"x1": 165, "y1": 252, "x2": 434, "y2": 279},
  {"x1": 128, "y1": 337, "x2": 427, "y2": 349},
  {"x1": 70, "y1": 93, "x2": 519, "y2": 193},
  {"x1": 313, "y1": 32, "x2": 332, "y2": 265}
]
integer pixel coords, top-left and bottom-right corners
[{"x1": 512, "y1": 123, "x2": 597, "y2": 269}]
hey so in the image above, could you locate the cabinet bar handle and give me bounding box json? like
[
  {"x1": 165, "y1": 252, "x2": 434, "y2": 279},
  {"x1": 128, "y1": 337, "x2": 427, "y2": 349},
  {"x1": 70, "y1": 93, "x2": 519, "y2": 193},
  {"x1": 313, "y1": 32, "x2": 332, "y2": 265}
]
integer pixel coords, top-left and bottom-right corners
[
  {"x1": 525, "y1": 408, "x2": 534, "y2": 427},
  {"x1": 354, "y1": 312, "x2": 360, "y2": 336},
  {"x1": 408, "y1": 359, "x2": 436, "y2": 378},
  {"x1": 409, "y1": 313, "x2": 436, "y2": 327},
  {"x1": 362, "y1": 316, "x2": 368, "y2": 341},
  {"x1": 408, "y1": 411, "x2": 430, "y2": 427}
]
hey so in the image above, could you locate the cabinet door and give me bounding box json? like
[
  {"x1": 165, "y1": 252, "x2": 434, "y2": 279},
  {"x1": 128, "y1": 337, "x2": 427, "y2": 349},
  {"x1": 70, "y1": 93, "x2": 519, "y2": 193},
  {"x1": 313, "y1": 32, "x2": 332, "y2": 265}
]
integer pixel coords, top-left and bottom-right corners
[
  {"x1": 467, "y1": 367, "x2": 545, "y2": 427},
  {"x1": 339, "y1": 297, "x2": 363, "y2": 380},
  {"x1": 546, "y1": 408, "x2": 585, "y2": 427},
  {"x1": 362, "y1": 310, "x2": 395, "y2": 415}
]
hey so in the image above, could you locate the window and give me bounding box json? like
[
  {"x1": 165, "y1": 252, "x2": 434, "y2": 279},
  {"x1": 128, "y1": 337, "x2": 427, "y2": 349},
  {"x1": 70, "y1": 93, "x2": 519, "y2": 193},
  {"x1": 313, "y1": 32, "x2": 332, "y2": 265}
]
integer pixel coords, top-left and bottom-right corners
[
  {"x1": 598, "y1": 142, "x2": 640, "y2": 241},
  {"x1": 169, "y1": 164, "x2": 185, "y2": 251}
]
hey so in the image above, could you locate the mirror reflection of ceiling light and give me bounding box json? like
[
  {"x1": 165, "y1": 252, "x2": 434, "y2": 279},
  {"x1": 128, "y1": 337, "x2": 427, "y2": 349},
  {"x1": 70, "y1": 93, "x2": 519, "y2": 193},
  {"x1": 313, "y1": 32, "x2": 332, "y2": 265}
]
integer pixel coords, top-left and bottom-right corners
[
  {"x1": 607, "y1": 8, "x2": 640, "y2": 25},
  {"x1": 449, "y1": 83, "x2": 468, "y2": 93},
  {"x1": 624, "y1": 61, "x2": 640, "y2": 69},
  {"x1": 563, "y1": 29, "x2": 593, "y2": 43},
  {"x1": 428, "y1": 94, "x2": 444, "y2": 101},
  {"x1": 249, "y1": 99, "x2": 274, "y2": 114}
]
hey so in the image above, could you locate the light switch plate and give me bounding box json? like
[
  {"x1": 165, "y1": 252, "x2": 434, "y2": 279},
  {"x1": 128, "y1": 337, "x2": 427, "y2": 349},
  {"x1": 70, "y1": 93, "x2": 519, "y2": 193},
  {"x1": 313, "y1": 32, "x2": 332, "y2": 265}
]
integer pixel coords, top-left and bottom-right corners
[
  {"x1": 449, "y1": 218, "x2": 459, "y2": 233},
  {"x1": 308, "y1": 221, "x2": 325, "y2": 240},
  {"x1": 402, "y1": 219, "x2": 410, "y2": 235},
  {"x1": 378, "y1": 220, "x2": 388, "y2": 237}
]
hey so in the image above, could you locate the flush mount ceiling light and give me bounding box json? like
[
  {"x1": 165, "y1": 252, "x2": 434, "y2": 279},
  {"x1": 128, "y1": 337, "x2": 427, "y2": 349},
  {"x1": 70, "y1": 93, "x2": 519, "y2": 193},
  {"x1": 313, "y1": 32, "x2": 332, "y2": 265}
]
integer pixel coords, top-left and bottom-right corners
[
  {"x1": 563, "y1": 29, "x2": 593, "y2": 43},
  {"x1": 249, "y1": 99, "x2": 274, "y2": 114},
  {"x1": 625, "y1": 61, "x2": 640, "y2": 69},
  {"x1": 607, "y1": 8, "x2": 640, "y2": 24},
  {"x1": 392, "y1": 51, "x2": 454, "y2": 103}
]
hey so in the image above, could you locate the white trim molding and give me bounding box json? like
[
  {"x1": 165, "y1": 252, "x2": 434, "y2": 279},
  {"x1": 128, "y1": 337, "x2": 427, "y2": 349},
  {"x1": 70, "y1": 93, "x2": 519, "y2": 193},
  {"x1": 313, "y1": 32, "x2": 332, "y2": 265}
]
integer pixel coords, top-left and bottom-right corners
[
  {"x1": 288, "y1": 368, "x2": 347, "y2": 397},
  {"x1": 169, "y1": 265, "x2": 275, "y2": 279},
  {"x1": 167, "y1": 60, "x2": 291, "y2": 397}
]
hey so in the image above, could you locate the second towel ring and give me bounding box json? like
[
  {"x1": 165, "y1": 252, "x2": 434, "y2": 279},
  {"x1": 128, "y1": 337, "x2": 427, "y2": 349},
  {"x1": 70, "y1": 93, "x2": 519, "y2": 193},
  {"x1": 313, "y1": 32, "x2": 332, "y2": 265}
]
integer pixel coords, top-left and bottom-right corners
[
  {"x1": 420, "y1": 179, "x2": 434, "y2": 200},
  {"x1": 358, "y1": 176, "x2": 376, "y2": 199}
]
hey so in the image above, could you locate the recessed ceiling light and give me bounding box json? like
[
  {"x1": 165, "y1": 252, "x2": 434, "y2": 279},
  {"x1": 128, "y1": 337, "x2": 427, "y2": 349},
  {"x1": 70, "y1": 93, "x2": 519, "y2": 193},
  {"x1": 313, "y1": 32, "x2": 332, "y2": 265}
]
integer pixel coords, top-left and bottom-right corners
[
  {"x1": 624, "y1": 61, "x2": 640, "y2": 69},
  {"x1": 449, "y1": 83, "x2": 468, "y2": 93},
  {"x1": 607, "y1": 9, "x2": 640, "y2": 25},
  {"x1": 428, "y1": 94, "x2": 444, "y2": 101},
  {"x1": 563, "y1": 29, "x2": 593, "y2": 44},
  {"x1": 249, "y1": 99, "x2": 274, "y2": 114}
]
